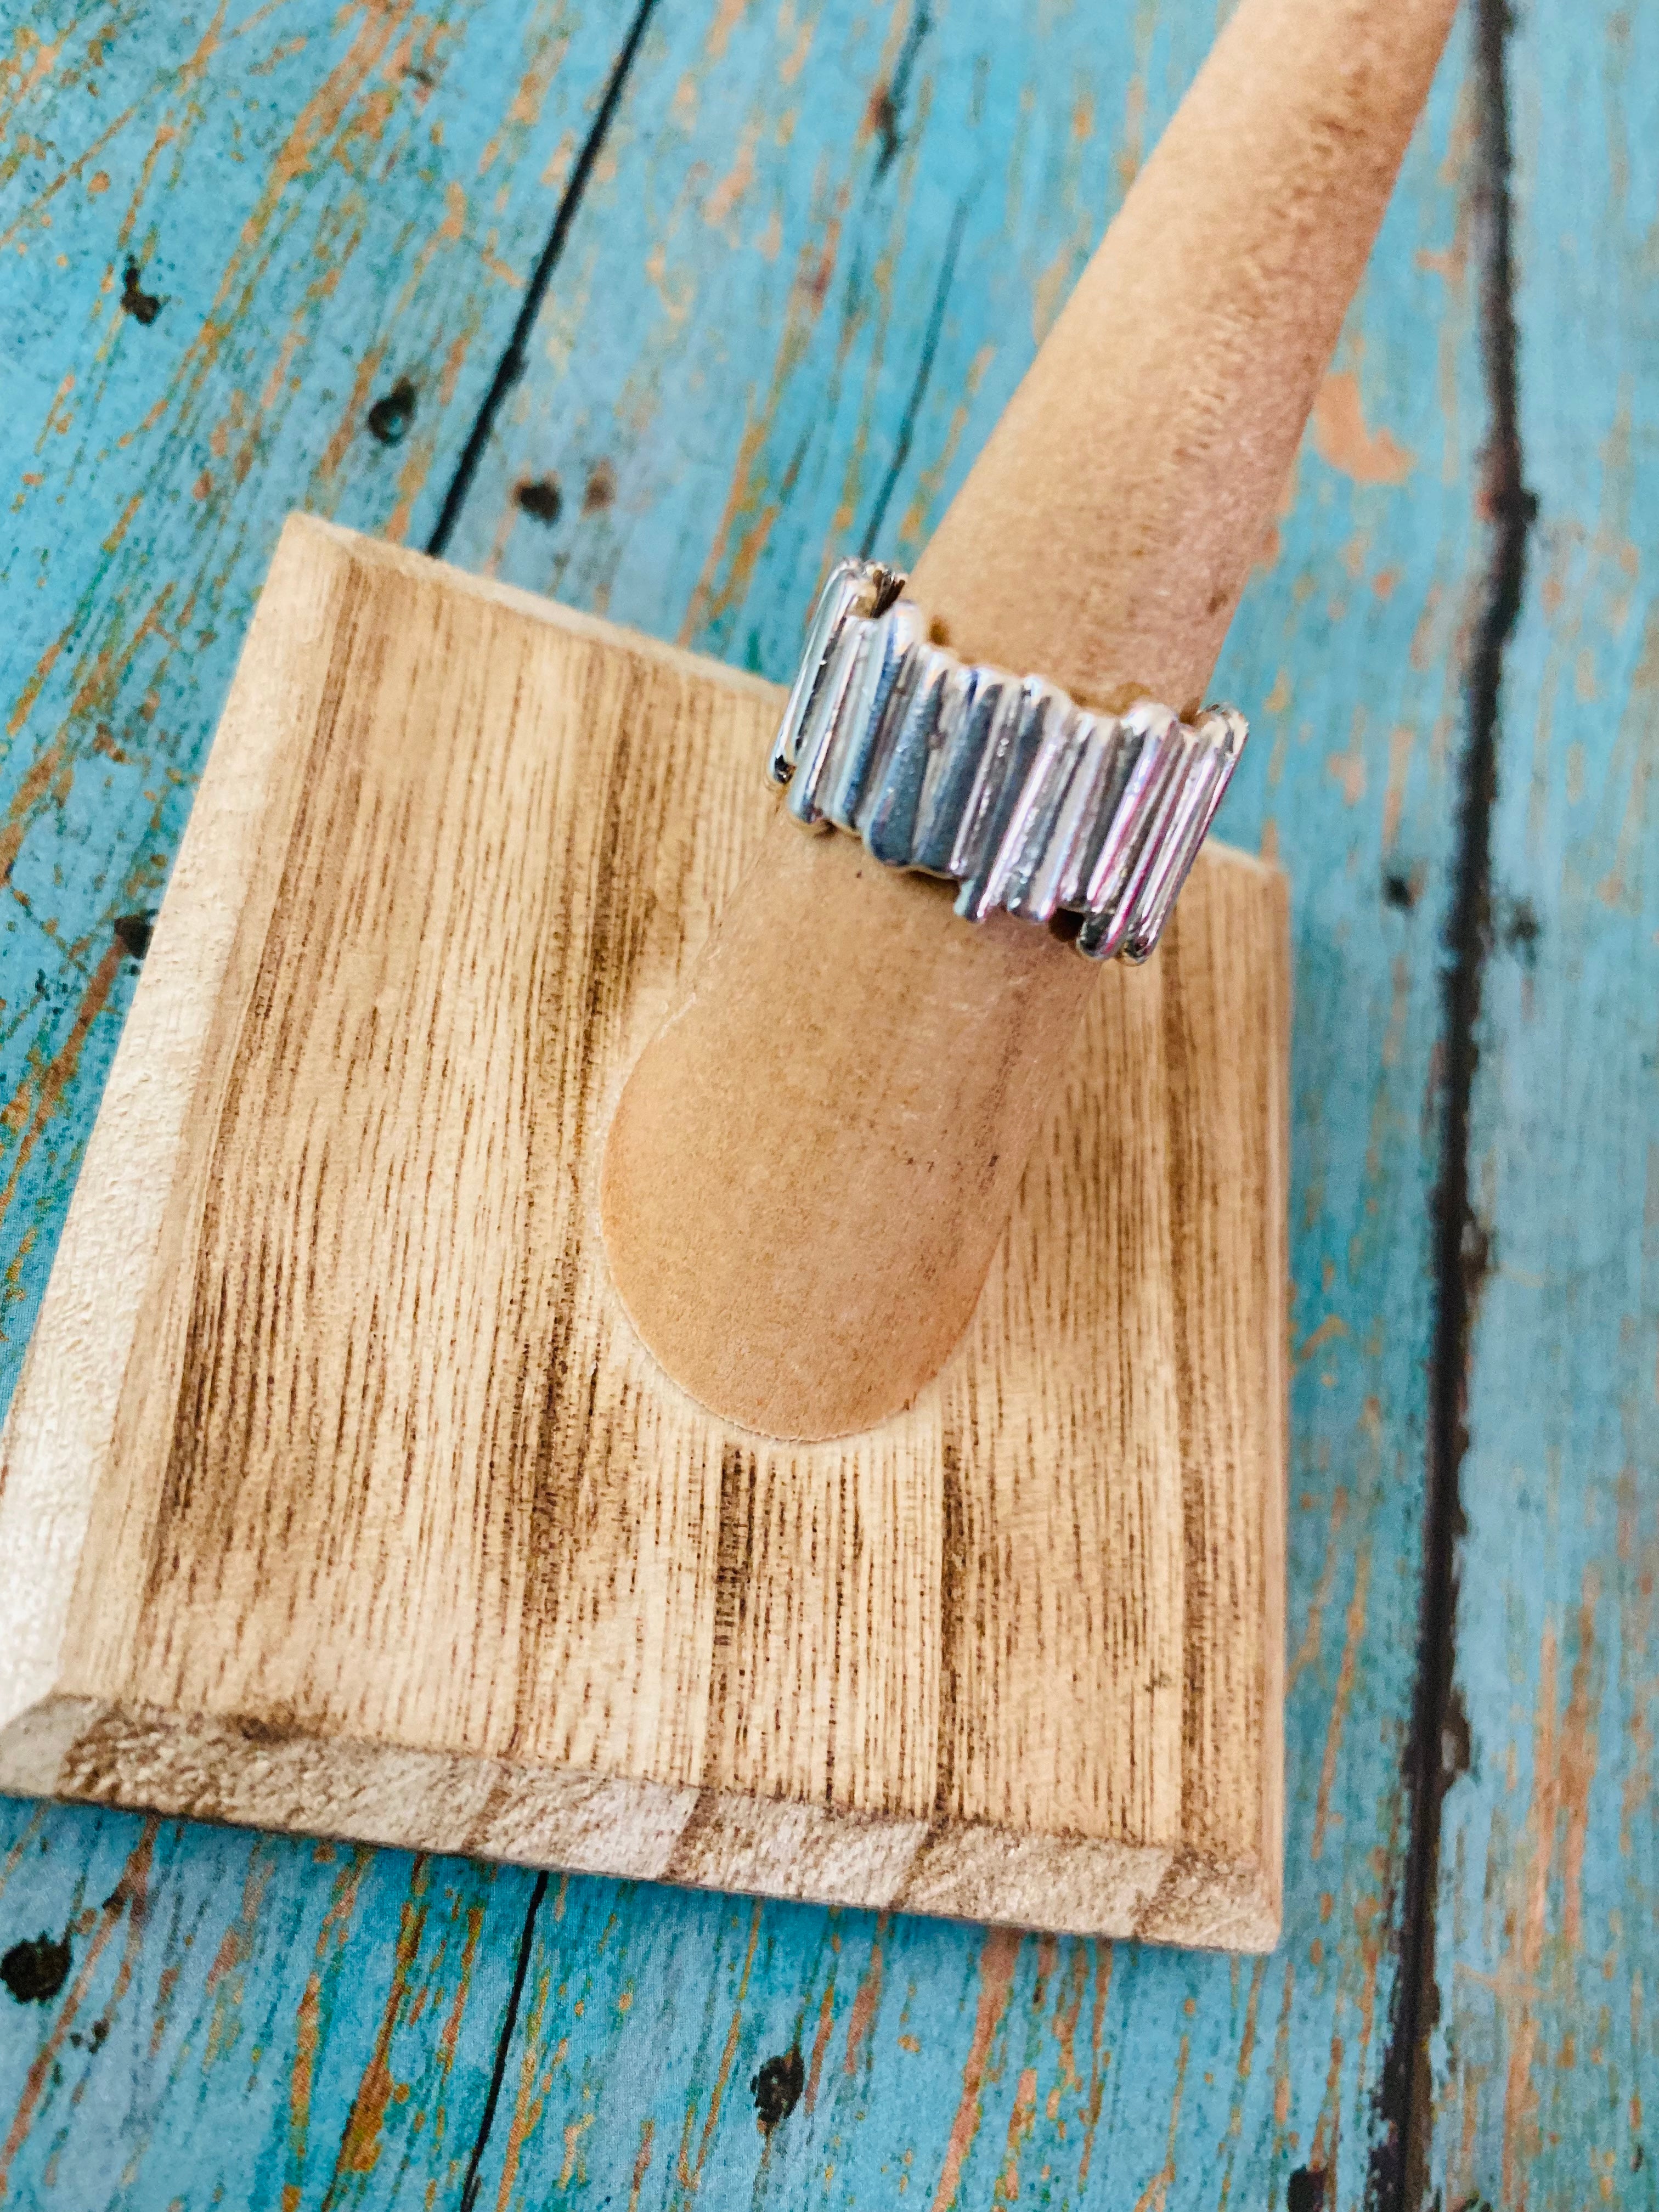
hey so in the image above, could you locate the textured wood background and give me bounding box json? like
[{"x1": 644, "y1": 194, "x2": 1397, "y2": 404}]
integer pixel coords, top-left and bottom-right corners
[{"x1": 0, "y1": 0, "x2": 1643, "y2": 2206}]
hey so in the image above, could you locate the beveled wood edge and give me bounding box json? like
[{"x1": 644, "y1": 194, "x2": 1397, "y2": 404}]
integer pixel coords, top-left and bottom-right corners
[
  {"x1": 0, "y1": 514, "x2": 345, "y2": 1735},
  {"x1": 0, "y1": 1694, "x2": 1280, "y2": 1951}
]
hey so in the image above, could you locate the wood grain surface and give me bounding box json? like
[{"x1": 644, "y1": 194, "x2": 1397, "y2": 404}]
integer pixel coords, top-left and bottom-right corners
[
  {"x1": 0, "y1": 516, "x2": 1287, "y2": 1948},
  {"x1": 1424, "y1": 2, "x2": 1659, "y2": 2200},
  {"x1": 0, "y1": 0, "x2": 1620, "y2": 2203}
]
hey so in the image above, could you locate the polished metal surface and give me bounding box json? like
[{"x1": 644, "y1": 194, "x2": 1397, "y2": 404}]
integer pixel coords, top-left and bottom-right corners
[{"x1": 769, "y1": 557, "x2": 1247, "y2": 962}]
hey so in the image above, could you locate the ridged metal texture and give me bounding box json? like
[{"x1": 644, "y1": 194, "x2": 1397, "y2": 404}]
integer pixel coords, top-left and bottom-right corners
[{"x1": 769, "y1": 558, "x2": 1247, "y2": 961}]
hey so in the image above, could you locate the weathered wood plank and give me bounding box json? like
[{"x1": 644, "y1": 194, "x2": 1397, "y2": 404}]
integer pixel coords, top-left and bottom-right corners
[
  {"x1": 0, "y1": 0, "x2": 632, "y2": 1391},
  {"x1": 0, "y1": 0, "x2": 1492, "y2": 2201},
  {"x1": 0, "y1": 1802, "x2": 552, "y2": 2204},
  {"x1": 1426, "y1": 4, "x2": 1659, "y2": 2201},
  {"x1": 0, "y1": 0, "x2": 647, "y2": 2195},
  {"x1": 445, "y1": 1, "x2": 1483, "y2": 2198}
]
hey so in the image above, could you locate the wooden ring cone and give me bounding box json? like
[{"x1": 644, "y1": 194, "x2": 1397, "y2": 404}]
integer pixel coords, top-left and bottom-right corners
[{"x1": 602, "y1": 0, "x2": 1459, "y2": 1443}]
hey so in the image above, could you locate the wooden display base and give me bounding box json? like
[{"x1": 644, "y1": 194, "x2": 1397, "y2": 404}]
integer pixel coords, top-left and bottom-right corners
[{"x1": 0, "y1": 518, "x2": 1287, "y2": 1948}]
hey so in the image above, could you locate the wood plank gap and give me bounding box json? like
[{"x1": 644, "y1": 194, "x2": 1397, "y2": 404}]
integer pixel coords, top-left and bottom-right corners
[
  {"x1": 458, "y1": 1867, "x2": 551, "y2": 2212},
  {"x1": 425, "y1": 0, "x2": 666, "y2": 561},
  {"x1": 1370, "y1": 0, "x2": 1537, "y2": 2197}
]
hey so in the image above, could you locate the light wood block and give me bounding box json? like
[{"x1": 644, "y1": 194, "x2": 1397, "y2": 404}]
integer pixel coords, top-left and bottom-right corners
[{"x1": 0, "y1": 516, "x2": 1288, "y2": 1947}]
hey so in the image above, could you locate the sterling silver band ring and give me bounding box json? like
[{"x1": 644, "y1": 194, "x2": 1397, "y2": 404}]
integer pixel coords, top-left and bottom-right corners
[{"x1": 768, "y1": 557, "x2": 1246, "y2": 964}]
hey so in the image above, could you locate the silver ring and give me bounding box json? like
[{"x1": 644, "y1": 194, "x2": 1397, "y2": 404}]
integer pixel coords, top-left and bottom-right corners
[{"x1": 768, "y1": 557, "x2": 1246, "y2": 963}]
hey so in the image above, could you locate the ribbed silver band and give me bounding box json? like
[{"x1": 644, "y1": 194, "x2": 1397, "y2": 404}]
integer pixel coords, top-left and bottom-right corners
[{"x1": 768, "y1": 557, "x2": 1246, "y2": 963}]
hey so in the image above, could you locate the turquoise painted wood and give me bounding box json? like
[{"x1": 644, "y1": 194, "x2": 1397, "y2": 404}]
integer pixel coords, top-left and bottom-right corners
[
  {"x1": 1426, "y1": 4, "x2": 1659, "y2": 2204},
  {"x1": 0, "y1": 0, "x2": 630, "y2": 1378},
  {"x1": 0, "y1": 0, "x2": 665, "y2": 2191},
  {"x1": 447, "y1": 3, "x2": 1486, "y2": 2203},
  {"x1": 0, "y1": 1806, "x2": 540, "y2": 2203},
  {"x1": 0, "y1": 0, "x2": 1553, "y2": 2203}
]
